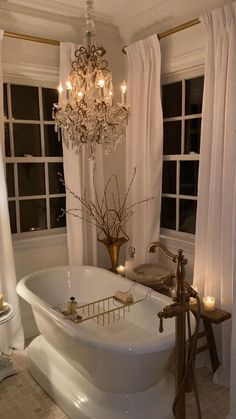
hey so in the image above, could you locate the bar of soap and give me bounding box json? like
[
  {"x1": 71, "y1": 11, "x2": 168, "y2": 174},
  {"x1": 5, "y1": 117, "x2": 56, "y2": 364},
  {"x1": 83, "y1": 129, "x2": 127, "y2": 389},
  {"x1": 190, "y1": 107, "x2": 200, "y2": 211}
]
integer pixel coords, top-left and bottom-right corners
[
  {"x1": 0, "y1": 294, "x2": 3, "y2": 309},
  {"x1": 114, "y1": 291, "x2": 134, "y2": 304}
]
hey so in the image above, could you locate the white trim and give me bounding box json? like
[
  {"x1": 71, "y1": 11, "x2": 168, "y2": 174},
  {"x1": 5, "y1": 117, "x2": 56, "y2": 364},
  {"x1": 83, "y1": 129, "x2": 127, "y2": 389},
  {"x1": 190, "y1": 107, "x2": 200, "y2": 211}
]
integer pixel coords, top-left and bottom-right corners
[
  {"x1": 160, "y1": 233, "x2": 195, "y2": 256},
  {"x1": 3, "y1": 62, "x2": 59, "y2": 83},
  {"x1": 13, "y1": 232, "x2": 67, "y2": 251},
  {"x1": 161, "y1": 48, "x2": 205, "y2": 78}
]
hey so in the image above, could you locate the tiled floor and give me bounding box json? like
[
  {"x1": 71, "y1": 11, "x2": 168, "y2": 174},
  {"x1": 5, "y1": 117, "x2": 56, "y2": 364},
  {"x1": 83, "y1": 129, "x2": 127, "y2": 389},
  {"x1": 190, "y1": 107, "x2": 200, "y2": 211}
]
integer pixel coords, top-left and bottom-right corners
[{"x1": 0, "y1": 349, "x2": 230, "y2": 419}]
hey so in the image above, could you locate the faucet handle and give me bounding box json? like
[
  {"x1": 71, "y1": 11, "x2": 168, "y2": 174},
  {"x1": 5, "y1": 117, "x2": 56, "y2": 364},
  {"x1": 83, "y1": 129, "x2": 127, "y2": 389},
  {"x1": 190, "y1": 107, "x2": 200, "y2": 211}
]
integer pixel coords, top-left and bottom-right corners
[{"x1": 158, "y1": 313, "x2": 164, "y2": 333}]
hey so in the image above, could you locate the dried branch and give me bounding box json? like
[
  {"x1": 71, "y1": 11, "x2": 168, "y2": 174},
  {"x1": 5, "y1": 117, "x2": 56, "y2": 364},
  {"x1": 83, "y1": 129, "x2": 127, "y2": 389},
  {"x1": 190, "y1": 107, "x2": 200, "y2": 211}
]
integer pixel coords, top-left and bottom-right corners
[{"x1": 62, "y1": 166, "x2": 153, "y2": 242}]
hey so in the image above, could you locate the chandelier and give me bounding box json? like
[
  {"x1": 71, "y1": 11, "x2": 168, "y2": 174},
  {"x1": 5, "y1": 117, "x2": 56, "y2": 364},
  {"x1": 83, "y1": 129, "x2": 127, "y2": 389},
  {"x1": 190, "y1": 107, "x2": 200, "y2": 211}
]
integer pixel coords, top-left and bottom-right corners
[{"x1": 53, "y1": 0, "x2": 130, "y2": 160}]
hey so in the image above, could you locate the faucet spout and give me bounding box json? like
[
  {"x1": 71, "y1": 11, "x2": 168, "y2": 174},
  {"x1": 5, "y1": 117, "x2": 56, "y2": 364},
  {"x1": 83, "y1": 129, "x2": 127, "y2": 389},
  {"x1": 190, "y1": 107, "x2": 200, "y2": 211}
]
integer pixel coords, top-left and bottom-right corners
[{"x1": 147, "y1": 241, "x2": 177, "y2": 263}]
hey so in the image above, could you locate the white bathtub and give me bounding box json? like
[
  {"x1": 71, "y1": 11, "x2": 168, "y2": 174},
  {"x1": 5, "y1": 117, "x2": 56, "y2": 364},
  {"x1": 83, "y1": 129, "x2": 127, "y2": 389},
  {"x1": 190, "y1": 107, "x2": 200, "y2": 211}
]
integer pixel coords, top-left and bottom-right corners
[{"x1": 17, "y1": 266, "x2": 176, "y2": 419}]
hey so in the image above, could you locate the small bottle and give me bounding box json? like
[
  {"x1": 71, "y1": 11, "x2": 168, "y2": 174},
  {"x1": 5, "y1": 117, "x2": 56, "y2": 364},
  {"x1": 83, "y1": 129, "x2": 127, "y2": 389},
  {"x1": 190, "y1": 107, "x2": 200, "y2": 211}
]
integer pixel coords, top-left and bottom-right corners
[
  {"x1": 125, "y1": 246, "x2": 135, "y2": 274},
  {"x1": 67, "y1": 296, "x2": 78, "y2": 315}
]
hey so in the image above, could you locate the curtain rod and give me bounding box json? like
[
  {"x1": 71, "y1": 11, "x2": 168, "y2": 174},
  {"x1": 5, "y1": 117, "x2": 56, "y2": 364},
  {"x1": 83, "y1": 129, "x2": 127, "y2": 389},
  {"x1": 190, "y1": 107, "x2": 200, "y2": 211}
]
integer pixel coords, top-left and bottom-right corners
[{"x1": 4, "y1": 17, "x2": 200, "y2": 47}]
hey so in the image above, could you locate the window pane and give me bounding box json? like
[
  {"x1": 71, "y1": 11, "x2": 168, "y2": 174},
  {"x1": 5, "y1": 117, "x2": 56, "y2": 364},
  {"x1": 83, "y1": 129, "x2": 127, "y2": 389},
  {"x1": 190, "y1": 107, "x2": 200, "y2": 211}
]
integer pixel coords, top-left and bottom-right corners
[
  {"x1": 162, "y1": 161, "x2": 176, "y2": 194},
  {"x1": 48, "y1": 163, "x2": 65, "y2": 194},
  {"x1": 185, "y1": 119, "x2": 201, "y2": 154},
  {"x1": 11, "y1": 85, "x2": 39, "y2": 120},
  {"x1": 6, "y1": 164, "x2": 15, "y2": 197},
  {"x1": 44, "y1": 125, "x2": 63, "y2": 156},
  {"x1": 185, "y1": 76, "x2": 204, "y2": 115},
  {"x1": 50, "y1": 197, "x2": 66, "y2": 228},
  {"x1": 13, "y1": 124, "x2": 41, "y2": 157},
  {"x1": 18, "y1": 163, "x2": 45, "y2": 196},
  {"x1": 179, "y1": 199, "x2": 197, "y2": 234},
  {"x1": 4, "y1": 123, "x2": 11, "y2": 157},
  {"x1": 42, "y1": 88, "x2": 58, "y2": 121},
  {"x1": 19, "y1": 199, "x2": 47, "y2": 232},
  {"x1": 161, "y1": 197, "x2": 176, "y2": 230},
  {"x1": 8, "y1": 201, "x2": 17, "y2": 234},
  {"x1": 162, "y1": 82, "x2": 182, "y2": 118},
  {"x1": 180, "y1": 161, "x2": 199, "y2": 196},
  {"x1": 164, "y1": 121, "x2": 181, "y2": 155},
  {"x1": 3, "y1": 83, "x2": 8, "y2": 119}
]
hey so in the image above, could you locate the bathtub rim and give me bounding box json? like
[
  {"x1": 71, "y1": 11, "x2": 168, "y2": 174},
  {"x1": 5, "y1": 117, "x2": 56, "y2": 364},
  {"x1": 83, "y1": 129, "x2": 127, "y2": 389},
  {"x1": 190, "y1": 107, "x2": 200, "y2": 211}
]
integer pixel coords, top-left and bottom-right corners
[{"x1": 16, "y1": 265, "x2": 175, "y2": 354}]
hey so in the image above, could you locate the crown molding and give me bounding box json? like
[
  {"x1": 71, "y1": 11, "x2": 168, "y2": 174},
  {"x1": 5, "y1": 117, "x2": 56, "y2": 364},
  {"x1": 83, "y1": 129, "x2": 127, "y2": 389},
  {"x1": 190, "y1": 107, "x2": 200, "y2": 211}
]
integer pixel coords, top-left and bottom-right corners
[{"x1": 0, "y1": 2, "x2": 120, "y2": 43}]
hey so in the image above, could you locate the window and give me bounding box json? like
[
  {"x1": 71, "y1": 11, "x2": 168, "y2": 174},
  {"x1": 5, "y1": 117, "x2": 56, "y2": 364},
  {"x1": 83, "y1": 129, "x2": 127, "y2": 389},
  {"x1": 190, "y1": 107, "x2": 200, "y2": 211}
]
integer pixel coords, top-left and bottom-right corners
[
  {"x1": 3, "y1": 83, "x2": 66, "y2": 235},
  {"x1": 161, "y1": 76, "x2": 204, "y2": 235}
]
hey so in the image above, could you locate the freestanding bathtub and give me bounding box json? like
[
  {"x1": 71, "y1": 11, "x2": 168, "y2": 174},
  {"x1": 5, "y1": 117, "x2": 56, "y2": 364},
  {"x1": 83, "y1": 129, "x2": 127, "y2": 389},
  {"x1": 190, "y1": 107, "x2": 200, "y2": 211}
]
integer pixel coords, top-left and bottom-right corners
[{"x1": 17, "y1": 266, "x2": 176, "y2": 419}]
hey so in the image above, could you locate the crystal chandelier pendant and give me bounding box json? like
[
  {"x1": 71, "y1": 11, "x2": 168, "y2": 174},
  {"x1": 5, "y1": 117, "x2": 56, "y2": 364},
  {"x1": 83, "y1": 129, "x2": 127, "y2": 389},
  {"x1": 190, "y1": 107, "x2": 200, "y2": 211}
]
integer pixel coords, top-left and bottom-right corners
[{"x1": 53, "y1": 0, "x2": 130, "y2": 160}]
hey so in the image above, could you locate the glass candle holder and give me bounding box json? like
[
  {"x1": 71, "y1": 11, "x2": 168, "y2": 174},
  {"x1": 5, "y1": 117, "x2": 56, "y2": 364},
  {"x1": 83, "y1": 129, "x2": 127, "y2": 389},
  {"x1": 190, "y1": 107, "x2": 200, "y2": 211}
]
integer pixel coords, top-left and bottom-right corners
[
  {"x1": 117, "y1": 265, "x2": 125, "y2": 276},
  {"x1": 203, "y1": 296, "x2": 215, "y2": 312}
]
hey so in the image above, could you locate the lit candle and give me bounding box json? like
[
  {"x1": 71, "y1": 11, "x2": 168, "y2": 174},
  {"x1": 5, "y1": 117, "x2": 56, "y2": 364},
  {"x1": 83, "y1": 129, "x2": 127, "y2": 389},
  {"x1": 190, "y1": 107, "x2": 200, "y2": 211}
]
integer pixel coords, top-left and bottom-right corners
[
  {"x1": 66, "y1": 80, "x2": 72, "y2": 101},
  {"x1": 203, "y1": 296, "x2": 215, "y2": 312},
  {"x1": 98, "y1": 78, "x2": 105, "y2": 99},
  {"x1": 117, "y1": 265, "x2": 125, "y2": 276},
  {"x1": 120, "y1": 80, "x2": 127, "y2": 105},
  {"x1": 58, "y1": 82, "x2": 63, "y2": 95}
]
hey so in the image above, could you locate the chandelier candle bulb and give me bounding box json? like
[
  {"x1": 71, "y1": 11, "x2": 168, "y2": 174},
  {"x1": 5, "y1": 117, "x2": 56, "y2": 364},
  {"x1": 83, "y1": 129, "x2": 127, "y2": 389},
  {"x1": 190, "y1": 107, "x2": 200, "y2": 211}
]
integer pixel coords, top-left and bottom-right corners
[
  {"x1": 121, "y1": 80, "x2": 127, "y2": 105},
  {"x1": 58, "y1": 83, "x2": 63, "y2": 95},
  {"x1": 203, "y1": 296, "x2": 215, "y2": 312}
]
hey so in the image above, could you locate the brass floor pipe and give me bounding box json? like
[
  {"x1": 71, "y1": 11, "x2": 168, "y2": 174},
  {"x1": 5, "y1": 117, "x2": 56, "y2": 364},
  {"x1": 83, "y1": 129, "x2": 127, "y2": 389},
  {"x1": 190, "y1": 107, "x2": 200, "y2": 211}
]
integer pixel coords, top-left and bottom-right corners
[{"x1": 148, "y1": 241, "x2": 196, "y2": 419}]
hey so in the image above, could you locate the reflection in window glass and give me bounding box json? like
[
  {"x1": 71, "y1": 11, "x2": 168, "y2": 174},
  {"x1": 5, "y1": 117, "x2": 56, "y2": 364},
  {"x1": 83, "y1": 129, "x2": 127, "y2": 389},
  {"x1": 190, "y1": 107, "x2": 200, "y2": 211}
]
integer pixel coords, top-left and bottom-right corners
[
  {"x1": 162, "y1": 82, "x2": 182, "y2": 118},
  {"x1": 13, "y1": 124, "x2": 41, "y2": 157},
  {"x1": 179, "y1": 199, "x2": 197, "y2": 234},
  {"x1": 3, "y1": 83, "x2": 8, "y2": 119},
  {"x1": 185, "y1": 119, "x2": 201, "y2": 154},
  {"x1": 185, "y1": 77, "x2": 204, "y2": 115},
  {"x1": 180, "y1": 161, "x2": 199, "y2": 196},
  {"x1": 50, "y1": 197, "x2": 66, "y2": 228},
  {"x1": 4, "y1": 123, "x2": 11, "y2": 157},
  {"x1": 161, "y1": 197, "x2": 176, "y2": 230},
  {"x1": 20, "y1": 199, "x2": 47, "y2": 232},
  {"x1": 11, "y1": 85, "x2": 39, "y2": 120},
  {"x1": 44, "y1": 125, "x2": 63, "y2": 156},
  {"x1": 8, "y1": 201, "x2": 17, "y2": 234},
  {"x1": 163, "y1": 121, "x2": 181, "y2": 155},
  {"x1": 18, "y1": 163, "x2": 45, "y2": 196},
  {"x1": 42, "y1": 88, "x2": 58, "y2": 121},
  {"x1": 48, "y1": 163, "x2": 65, "y2": 194},
  {"x1": 6, "y1": 164, "x2": 15, "y2": 197},
  {"x1": 162, "y1": 161, "x2": 176, "y2": 194}
]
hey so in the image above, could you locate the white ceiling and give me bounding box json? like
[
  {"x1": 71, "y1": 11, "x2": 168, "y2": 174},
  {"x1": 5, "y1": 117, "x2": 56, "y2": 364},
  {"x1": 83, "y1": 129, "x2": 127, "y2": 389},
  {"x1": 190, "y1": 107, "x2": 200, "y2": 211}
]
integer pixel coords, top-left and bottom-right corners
[{"x1": 6, "y1": 0, "x2": 235, "y2": 41}]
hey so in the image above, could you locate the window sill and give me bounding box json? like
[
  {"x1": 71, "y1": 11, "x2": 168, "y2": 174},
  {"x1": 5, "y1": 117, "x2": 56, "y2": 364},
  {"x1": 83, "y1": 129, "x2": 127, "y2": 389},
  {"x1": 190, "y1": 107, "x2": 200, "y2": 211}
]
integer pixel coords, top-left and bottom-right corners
[
  {"x1": 12, "y1": 230, "x2": 67, "y2": 251},
  {"x1": 160, "y1": 230, "x2": 195, "y2": 255}
]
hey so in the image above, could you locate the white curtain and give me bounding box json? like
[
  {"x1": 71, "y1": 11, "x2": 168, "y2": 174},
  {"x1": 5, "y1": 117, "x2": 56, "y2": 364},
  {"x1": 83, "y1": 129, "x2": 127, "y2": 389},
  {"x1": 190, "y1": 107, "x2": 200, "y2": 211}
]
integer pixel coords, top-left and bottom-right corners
[
  {"x1": 193, "y1": 3, "x2": 236, "y2": 386},
  {"x1": 126, "y1": 34, "x2": 163, "y2": 264},
  {"x1": 0, "y1": 30, "x2": 24, "y2": 353},
  {"x1": 59, "y1": 43, "x2": 104, "y2": 266}
]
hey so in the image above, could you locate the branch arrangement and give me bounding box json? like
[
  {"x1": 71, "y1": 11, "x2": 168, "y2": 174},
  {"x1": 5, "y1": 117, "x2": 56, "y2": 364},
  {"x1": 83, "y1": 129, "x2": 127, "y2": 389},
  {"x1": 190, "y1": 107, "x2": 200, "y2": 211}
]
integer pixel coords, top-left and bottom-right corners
[{"x1": 59, "y1": 166, "x2": 153, "y2": 244}]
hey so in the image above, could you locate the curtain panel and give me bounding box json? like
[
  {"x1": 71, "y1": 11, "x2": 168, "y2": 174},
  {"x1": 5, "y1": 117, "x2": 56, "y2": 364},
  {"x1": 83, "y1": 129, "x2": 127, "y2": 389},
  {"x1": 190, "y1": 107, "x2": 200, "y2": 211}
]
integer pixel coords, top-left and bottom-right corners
[
  {"x1": 125, "y1": 34, "x2": 163, "y2": 264},
  {"x1": 59, "y1": 43, "x2": 104, "y2": 266},
  {"x1": 193, "y1": 3, "x2": 236, "y2": 388},
  {"x1": 0, "y1": 29, "x2": 24, "y2": 353}
]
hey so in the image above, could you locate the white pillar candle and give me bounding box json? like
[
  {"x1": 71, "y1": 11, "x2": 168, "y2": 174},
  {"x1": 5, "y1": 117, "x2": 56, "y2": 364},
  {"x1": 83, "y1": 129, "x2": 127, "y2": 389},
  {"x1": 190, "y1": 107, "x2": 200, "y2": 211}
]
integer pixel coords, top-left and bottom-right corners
[
  {"x1": 117, "y1": 265, "x2": 125, "y2": 276},
  {"x1": 203, "y1": 296, "x2": 215, "y2": 312}
]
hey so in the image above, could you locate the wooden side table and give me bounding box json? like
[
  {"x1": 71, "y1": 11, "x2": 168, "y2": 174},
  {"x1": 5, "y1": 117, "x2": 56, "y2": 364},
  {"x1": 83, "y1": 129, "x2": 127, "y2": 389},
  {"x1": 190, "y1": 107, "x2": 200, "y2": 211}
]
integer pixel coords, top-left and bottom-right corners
[
  {"x1": 190, "y1": 303, "x2": 231, "y2": 373},
  {"x1": 0, "y1": 303, "x2": 17, "y2": 381}
]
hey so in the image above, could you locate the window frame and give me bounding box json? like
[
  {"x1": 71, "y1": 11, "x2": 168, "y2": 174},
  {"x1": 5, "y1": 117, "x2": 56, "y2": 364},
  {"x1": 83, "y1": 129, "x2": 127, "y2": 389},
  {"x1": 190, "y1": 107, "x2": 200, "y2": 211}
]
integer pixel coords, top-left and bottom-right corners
[
  {"x1": 3, "y1": 79, "x2": 66, "y2": 239},
  {"x1": 160, "y1": 67, "x2": 204, "y2": 242}
]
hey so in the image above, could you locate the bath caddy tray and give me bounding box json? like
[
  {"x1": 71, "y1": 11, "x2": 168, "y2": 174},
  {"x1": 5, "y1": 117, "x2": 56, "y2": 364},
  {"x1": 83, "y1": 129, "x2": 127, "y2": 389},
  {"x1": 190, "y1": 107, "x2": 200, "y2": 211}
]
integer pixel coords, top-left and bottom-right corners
[{"x1": 62, "y1": 290, "x2": 148, "y2": 326}]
